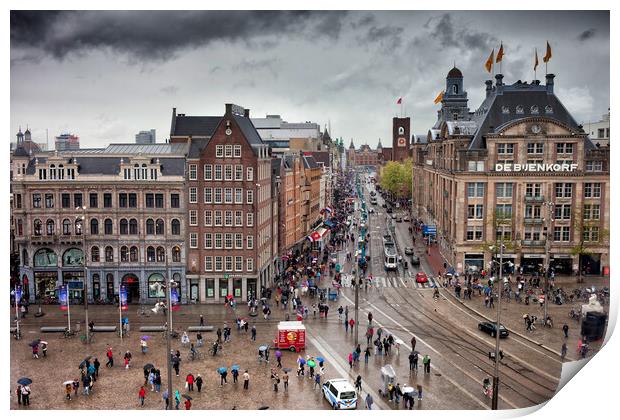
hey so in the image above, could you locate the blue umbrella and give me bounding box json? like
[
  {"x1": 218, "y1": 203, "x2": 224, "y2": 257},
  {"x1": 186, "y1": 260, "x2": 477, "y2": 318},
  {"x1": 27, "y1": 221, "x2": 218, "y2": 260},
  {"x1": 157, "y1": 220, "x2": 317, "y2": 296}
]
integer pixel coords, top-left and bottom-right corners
[
  {"x1": 231, "y1": 365, "x2": 240, "y2": 371},
  {"x1": 217, "y1": 367, "x2": 227, "y2": 374},
  {"x1": 141, "y1": 336, "x2": 150, "y2": 340},
  {"x1": 297, "y1": 357, "x2": 306, "y2": 365},
  {"x1": 315, "y1": 357, "x2": 325, "y2": 363},
  {"x1": 17, "y1": 378, "x2": 32, "y2": 386}
]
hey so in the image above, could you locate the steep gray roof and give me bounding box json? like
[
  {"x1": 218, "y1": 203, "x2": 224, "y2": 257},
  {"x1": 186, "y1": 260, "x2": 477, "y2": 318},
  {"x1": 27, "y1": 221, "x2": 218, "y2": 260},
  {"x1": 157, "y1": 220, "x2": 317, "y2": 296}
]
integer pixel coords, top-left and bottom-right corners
[
  {"x1": 233, "y1": 114, "x2": 264, "y2": 145},
  {"x1": 172, "y1": 116, "x2": 222, "y2": 137},
  {"x1": 187, "y1": 138, "x2": 209, "y2": 159},
  {"x1": 302, "y1": 154, "x2": 318, "y2": 169},
  {"x1": 25, "y1": 156, "x2": 185, "y2": 176}
]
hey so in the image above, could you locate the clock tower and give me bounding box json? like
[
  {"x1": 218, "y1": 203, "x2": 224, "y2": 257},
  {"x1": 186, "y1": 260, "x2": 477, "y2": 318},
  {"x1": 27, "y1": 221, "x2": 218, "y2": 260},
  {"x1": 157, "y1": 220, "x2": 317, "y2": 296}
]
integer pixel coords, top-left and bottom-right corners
[{"x1": 392, "y1": 116, "x2": 410, "y2": 162}]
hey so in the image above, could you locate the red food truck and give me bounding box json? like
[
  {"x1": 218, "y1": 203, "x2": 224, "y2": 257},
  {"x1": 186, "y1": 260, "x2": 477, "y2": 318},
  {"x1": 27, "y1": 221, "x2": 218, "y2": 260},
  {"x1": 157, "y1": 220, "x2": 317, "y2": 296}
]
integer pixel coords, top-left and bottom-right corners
[{"x1": 274, "y1": 321, "x2": 306, "y2": 352}]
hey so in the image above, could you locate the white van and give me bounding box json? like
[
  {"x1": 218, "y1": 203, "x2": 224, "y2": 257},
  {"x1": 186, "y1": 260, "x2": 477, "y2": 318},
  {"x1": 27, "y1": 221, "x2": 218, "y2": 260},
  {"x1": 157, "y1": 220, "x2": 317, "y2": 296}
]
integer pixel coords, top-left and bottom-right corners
[{"x1": 322, "y1": 378, "x2": 358, "y2": 409}]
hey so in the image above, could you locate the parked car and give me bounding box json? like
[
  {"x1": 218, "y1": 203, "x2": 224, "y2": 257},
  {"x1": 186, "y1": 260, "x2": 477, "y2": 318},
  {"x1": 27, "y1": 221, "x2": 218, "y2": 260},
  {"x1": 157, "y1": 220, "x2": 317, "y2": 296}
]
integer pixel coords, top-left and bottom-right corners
[
  {"x1": 404, "y1": 247, "x2": 414, "y2": 255},
  {"x1": 478, "y1": 322, "x2": 509, "y2": 338},
  {"x1": 322, "y1": 378, "x2": 358, "y2": 410},
  {"x1": 415, "y1": 272, "x2": 428, "y2": 283},
  {"x1": 395, "y1": 216, "x2": 402, "y2": 222},
  {"x1": 410, "y1": 254, "x2": 420, "y2": 266},
  {"x1": 386, "y1": 207, "x2": 393, "y2": 213},
  {"x1": 403, "y1": 215, "x2": 410, "y2": 222}
]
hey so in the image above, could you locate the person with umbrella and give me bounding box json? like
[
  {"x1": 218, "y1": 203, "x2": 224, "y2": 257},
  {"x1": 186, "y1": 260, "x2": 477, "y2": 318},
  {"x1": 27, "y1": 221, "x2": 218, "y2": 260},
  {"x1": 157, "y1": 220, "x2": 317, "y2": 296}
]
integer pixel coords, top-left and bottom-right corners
[
  {"x1": 40, "y1": 341, "x2": 48, "y2": 357},
  {"x1": 71, "y1": 378, "x2": 79, "y2": 396},
  {"x1": 297, "y1": 357, "x2": 306, "y2": 376},
  {"x1": 195, "y1": 374, "x2": 203, "y2": 392},
  {"x1": 307, "y1": 358, "x2": 316, "y2": 378},
  {"x1": 275, "y1": 350, "x2": 282, "y2": 368},
  {"x1": 231, "y1": 365, "x2": 240, "y2": 383},
  {"x1": 218, "y1": 367, "x2": 228, "y2": 386},
  {"x1": 138, "y1": 385, "x2": 146, "y2": 406},
  {"x1": 148, "y1": 369, "x2": 156, "y2": 391},
  {"x1": 184, "y1": 396, "x2": 192, "y2": 410},
  {"x1": 140, "y1": 338, "x2": 148, "y2": 354}
]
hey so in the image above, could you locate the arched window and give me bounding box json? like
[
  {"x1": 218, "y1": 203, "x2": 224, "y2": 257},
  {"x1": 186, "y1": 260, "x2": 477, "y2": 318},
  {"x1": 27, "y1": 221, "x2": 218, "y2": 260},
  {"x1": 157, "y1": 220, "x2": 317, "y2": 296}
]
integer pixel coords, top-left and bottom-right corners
[
  {"x1": 105, "y1": 246, "x2": 114, "y2": 262},
  {"x1": 90, "y1": 218, "x2": 99, "y2": 235},
  {"x1": 62, "y1": 248, "x2": 84, "y2": 266},
  {"x1": 156, "y1": 246, "x2": 166, "y2": 262},
  {"x1": 129, "y1": 219, "x2": 138, "y2": 235},
  {"x1": 172, "y1": 245, "x2": 181, "y2": 263},
  {"x1": 398, "y1": 127, "x2": 404, "y2": 135},
  {"x1": 104, "y1": 218, "x2": 113, "y2": 235},
  {"x1": 452, "y1": 84, "x2": 458, "y2": 94},
  {"x1": 120, "y1": 246, "x2": 129, "y2": 262},
  {"x1": 142, "y1": 163, "x2": 148, "y2": 180},
  {"x1": 147, "y1": 246, "x2": 155, "y2": 262},
  {"x1": 171, "y1": 219, "x2": 181, "y2": 235},
  {"x1": 130, "y1": 246, "x2": 139, "y2": 262},
  {"x1": 91, "y1": 246, "x2": 100, "y2": 262},
  {"x1": 134, "y1": 164, "x2": 140, "y2": 180},
  {"x1": 33, "y1": 219, "x2": 42, "y2": 236},
  {"x1": 62, "y1": 219, "x2": 71, "y2": 235},
  {"x1": 156, "y1": 219, "x2": 164, "y2": 235},
  {"x1": 120, "y1": 219, "x2": 128, "y2": 235},
  {"x1": 33, "y1": 248, "x2": 57, "y2": 267},
  {"x1": 146, "y1": 219, "x2": 155, "y2": 235},
  {"x1": 75, "y1": 218, "x2": 83, "y2": 235},
  {"x1": 46, "y1": 219, "x2": 55, "y2": 235}
]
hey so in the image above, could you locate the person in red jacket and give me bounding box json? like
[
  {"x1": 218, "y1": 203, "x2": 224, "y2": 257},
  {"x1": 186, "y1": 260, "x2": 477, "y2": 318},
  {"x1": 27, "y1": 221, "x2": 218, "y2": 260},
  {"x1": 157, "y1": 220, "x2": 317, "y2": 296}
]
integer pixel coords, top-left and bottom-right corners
[
  {"x1": 138, "y1": 386, "x2": 146, "y2": 406},
  {"x1": 185, "y1": 373, "x2": 195, "y2": 392},
  {"x1": 349, "y1": 318, "x2": 355, "y2": 335},
  {"x1": 184, "y1": 398, "x2": 191, "y2": 410}
]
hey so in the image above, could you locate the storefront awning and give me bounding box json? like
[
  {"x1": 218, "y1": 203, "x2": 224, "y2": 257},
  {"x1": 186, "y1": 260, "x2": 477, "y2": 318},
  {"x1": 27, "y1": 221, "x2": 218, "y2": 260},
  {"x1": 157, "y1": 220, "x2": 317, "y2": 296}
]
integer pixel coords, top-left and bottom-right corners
[{"x1": 307, "y1": 227, "x2": 329, "y2": 242}]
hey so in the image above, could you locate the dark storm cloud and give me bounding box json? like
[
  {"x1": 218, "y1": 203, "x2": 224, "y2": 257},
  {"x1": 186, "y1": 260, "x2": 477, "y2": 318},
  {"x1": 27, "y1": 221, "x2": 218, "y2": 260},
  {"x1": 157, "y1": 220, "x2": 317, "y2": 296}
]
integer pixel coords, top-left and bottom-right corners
[
  {"x1": 578, "y1": 29, "x2": 596, "y2": 41},
  {"x1": 10, "y1": 10, "x2": 348, "y2": 61},
  {"x1": 359, "y1": 25, "x2": 404, "y2": 50},
  {"x1": 232, "y1": 58, "x2": 279, "y2": 78},
  {"x1": 423, "y1": 13, "x2": 495, "y2": 51}
]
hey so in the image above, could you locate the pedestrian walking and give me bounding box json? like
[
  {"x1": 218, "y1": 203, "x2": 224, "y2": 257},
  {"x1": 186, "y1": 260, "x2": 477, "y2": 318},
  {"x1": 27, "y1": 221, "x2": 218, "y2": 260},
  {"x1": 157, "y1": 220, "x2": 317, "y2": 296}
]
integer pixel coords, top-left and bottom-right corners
[
  {"x1": 251, "y1": 325, "x2": 257, "y2": 341},
  {"x1": 21, "y1": 385, "x2": 30, "y2": 406},
  {"x1": 272, "y1": 371, "x2": 280, "y2": 392},
  {"x1": 277, "y1": 354, "x2": 282, "y2": 368},
  {"x1": 349, "y1": 318, "x2": 355, "y2": 334},
  {"x1": 283, "y1": 372, "x2": 289, "y2": 391},
  {"x1": 348, "y1": 352, "x2": 353, "y2": 369},
  {"x1": 16, "y1": 386, "x2": 22, "y2": 405},
  {"x1": 124, "y1": 351, "x2": 132, "y2": 369},
  {"x1": 154, "y1": 371, "x2": 162, "y2": 393},
  {"x1": 83, "y1": 374, "x2": 90, "y2": 396},
  {"x1": 65, "y1": 383, "x2": 72, "y2": 401},
  {"x1": 562, "y1": 324, "x2": 569, "y2": 338},
  {"x1": 417, "y1": 384, "x2": 423, "y2": 400},
  {"x1": 365, "y1": 393, "x2": 374, "y2": 410},
  {"x1": 200, "y1": 314, "x2": 204, "y2": 326},
  {"x1": 41, "y1": 342, "x2": 47, "y2": 357},
  {"x1": 364, "y1": 347, "x2": 371, "y2": 364},
  {"x1": 93, "y1": 358, "x2": 100, "y2": 378},
  {"x1": 314, "y1": 373, "x2": 321, "y2": 389},
  {"x1": 174, "y1": 390, "x2": 181, "y2": 410},
  {"x1": 139, "y1": 386, "x2": 146, "y2": 406},
  {"x1": 561, "y1": 343, "x2": 568, "y2": 362},
  {"x1": 162, "y1": 390, "x2": 169, "y2": 410},
  {"x1": 354, "y1": 375, "x2": 362, "y2": 393},
  {"x1": 184, "y1": 398, "x2": 191, "y2": 410},
  {"x1": 243, "y1": 370, "x2": 250, "y2": 390},
  {"x1": 220, "y1": 370, "x2": 228, "y2": 386},
  {"x1": 345, "y1": 319, "x2": 349, "y2": 333},
  {"x1": 185, "y1": 373, "x2": 194, "y2": 391},
  {"x1": 411, "y1": 336, "x2": 416, "y2": 352},
  {"x1": 423, "y1": 354, "x2": 431, "y2": 374},
  {"x1": 106, "y1": 347, "x2": 114, "y2": 368},
  {"x1": 32, "y1": 344, "x2": 39, "y2": 359},
  {"x1": 232, "y1": 368, "x2": 239, "y2": 383},
  {"x1": 338, "y1": 306, "x2": 343, "y2": 321},
  {"x1": 140, "y1": 339, "x2": 148, "y2": 354}
]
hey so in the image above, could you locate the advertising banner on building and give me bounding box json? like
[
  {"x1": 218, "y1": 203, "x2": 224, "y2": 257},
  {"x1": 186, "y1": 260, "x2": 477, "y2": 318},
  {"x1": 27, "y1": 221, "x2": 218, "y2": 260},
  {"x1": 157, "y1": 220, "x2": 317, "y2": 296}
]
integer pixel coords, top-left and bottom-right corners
[
  {"x1": 59, "y1": 285, "x2": 68, "y2": 311},
  {"x1": 120, "y1": 285, "x2": 128, "y2": 311}
]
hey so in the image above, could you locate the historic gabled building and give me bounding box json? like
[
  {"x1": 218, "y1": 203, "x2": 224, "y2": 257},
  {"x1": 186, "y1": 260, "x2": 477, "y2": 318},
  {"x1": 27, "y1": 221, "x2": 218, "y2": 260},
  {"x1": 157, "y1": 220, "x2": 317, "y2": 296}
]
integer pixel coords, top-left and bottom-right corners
[
  {"x1": 412, "y1": 68, "x2": 610, "y2": 276},
  {"x1": 170, "y1": 104, "x2": 274, "y2": 302}
]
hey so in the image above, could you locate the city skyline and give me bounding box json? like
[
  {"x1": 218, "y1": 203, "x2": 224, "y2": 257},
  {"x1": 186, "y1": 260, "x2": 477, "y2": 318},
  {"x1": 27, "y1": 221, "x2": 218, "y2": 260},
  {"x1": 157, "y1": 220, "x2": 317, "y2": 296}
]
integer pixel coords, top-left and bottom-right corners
[{"x1": 10, "y1": 10, "x2": 609, "y2": 149}]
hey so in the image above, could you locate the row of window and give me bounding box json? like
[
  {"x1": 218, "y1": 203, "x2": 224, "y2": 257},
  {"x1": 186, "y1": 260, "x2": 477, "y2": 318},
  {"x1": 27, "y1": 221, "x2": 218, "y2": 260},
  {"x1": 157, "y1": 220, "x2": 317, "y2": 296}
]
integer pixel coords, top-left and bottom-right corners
[
  {"x1": 28, "y1": 217, "x2": 181, "y2": 236},
  {"x1": 466, "y1": 203, "x2": 601, "y2": 221},
  {"x1": 89, "y1": 245, "x2": 182, "y2": 263},
  {"x1": 25, "y1": 192, "x2": 180, "y2": 210},
  {"x1": 204, "y1": 255, "x2": 254, "y2": 272},
  {"x1": 465, "y1": 226, "x2": 600, "y2": 242},
  {"x1": 500, "y1": 105, "x2": 553, "y2": 115},
  {"x1": 216, "y1": 145, "x2": 243, "y2": 158},
  {"x1": 465, "y1": 182, "x2": 603, "y2": 200},
  {"x1": 37, "y1": 164, "x2": 76, "y2": 180},
  {"x1": 199, "y1": 233, "x2": 254, "y2": 249},
  {"x1": 497, "y1": 143, "x2": 574, "y2": 155},
  {"x1": 189, "y1": 163, "x2": 253, "y2": 182},
  {"x1": 189, "y1": 210, "x2": 254, "y2": 227},
  {"x1": 122, "y1": 164, "x2": 159, "y2": 180},
  {"x1": 189, "y1": 187, "x2": 254, "y2": 204}
]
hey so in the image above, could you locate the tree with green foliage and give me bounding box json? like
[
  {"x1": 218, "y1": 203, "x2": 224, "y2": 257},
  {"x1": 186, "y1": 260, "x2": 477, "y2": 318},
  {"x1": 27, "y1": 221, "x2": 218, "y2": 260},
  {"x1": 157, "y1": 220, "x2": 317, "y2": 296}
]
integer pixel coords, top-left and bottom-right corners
[
  {"x1": 379, "y1": 159, "x2": 412, "y2": 199},
  {"x1": 570, "y1": 206, "x2": 609, "y2": 283}
]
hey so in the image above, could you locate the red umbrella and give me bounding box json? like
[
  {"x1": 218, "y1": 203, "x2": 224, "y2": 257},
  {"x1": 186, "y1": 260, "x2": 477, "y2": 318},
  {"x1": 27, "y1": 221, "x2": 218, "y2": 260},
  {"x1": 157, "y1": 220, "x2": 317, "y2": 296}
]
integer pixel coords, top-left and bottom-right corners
[{"x1": 226, "y1": 294, "x2": 233, "y2": 300}]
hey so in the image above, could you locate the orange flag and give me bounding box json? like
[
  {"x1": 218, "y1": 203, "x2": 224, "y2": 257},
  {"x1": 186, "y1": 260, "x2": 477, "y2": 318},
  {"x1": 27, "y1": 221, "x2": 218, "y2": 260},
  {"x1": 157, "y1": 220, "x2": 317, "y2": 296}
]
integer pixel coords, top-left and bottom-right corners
[
  {"x1": 433, "y1": 91, "x2": 444, "y2": 105},
  {"x1": 484, "y1": 49, "x2": 494, "y2": 73},
  {"x1": 496, "y1": 43, "x2": 504, "y2": 63},
  {"x1": 534, "y1": 48, "x2": 539, "y2": 71},
  {"x1": 543, "y1": 41, "x2": 552, "y2": 63}
]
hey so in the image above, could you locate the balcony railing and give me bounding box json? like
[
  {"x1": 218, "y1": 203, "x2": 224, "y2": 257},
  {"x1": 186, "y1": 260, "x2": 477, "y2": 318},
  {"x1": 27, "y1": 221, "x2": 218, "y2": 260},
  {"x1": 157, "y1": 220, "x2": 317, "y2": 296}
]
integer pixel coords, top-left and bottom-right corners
[
  {"x1": 521, "y1": 239, "x2": 546, "y2": 247},
  {"x1": 524, "y1": 195, "x2": 544, "y2": 202},
  {"x1": 523, "y1": 218, "x2": 544, "y2": 224}
]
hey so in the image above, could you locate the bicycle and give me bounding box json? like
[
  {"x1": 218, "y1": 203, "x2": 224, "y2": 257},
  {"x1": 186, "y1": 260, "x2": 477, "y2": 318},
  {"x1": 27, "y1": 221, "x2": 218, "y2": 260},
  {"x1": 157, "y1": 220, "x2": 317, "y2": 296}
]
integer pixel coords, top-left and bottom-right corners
[
  {"x1": 117, "y1": 329, "x2": 130, "y2": 338},
  {"x1": 61, "y1": 329, "x2": 76, "y2": 339},
  {"x1": 188, "y1": 350, "x2": 202, "y2": 361},
  {"x1": 80, "y1": 332, "x2": 96, "y2": 344}
]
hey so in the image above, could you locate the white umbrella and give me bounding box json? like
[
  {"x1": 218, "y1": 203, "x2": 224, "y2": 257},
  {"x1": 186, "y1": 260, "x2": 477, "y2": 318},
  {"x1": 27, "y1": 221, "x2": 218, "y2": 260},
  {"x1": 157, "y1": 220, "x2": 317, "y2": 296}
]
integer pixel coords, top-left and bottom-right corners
[{"x1": 63, "y1": 380, "x2": 74, "y2": 385}]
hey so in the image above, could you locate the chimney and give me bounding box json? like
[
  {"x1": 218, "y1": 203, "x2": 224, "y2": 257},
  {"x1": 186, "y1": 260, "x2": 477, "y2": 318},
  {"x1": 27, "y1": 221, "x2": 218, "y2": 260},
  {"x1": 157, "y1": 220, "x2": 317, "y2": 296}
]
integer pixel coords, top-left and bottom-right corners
[
  {"x1": 545, "y1": 74, "x2": 555, "y2": 94},
  {"x1": 495, "y1": 74, "x2": 504, "y2": 95},
  {"x1": 244, "y1": 108, "x2": 250, "y2": 118},
  {"x1": 485, "y1": 80, "x2": 493, "y2": 98},
  {"x1": 225, "y1": 103, "x2": 233, "y2": 114}
]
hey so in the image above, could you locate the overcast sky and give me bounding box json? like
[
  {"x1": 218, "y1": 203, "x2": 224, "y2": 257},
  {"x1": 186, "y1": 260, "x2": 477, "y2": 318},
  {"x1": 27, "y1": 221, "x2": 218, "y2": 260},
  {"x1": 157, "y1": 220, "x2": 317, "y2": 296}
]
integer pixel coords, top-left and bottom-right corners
[{"x1": 10, "y1": 10, "x2": 609, "y2": 149}]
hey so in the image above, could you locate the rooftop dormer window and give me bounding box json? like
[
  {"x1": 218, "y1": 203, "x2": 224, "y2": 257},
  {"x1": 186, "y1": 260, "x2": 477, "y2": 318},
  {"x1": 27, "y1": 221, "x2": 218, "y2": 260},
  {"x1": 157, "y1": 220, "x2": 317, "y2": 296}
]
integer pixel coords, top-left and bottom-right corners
[
  {"x1": 516, "y1": 105, "x2": 524, "y2": 114},
  {"x1": 545, "y1": 105, "x2": 553, "y2": 114},
  {"x1": 502, "y1": 106, "x2": 510, "y2": 114},
  {"x1": 531, "y1": 105, "x2": 539, "y2": 114}
]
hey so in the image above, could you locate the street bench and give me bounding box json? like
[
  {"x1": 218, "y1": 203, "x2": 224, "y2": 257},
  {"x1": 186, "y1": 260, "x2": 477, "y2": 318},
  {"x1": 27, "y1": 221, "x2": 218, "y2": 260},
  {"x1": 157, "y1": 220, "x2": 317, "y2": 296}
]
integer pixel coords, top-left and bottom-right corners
[
  {"x1": 187, "y1": 326, "x2": 214, "y2": 332},
  {"x1": 40, "y1": 326, "x2": 68, "y2": 333},
  {"x1": 92, "y1": 326, "x2": 117, "y2": 333},
  {"x1": 139, "y1": 326, "x2": 167, "y2": 332}
]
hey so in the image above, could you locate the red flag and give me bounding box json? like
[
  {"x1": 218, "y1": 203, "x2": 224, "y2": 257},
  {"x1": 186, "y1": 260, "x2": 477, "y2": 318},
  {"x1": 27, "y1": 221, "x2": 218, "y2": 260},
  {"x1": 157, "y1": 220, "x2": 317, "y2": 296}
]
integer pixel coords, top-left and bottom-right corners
[{"x1": 396, "y1": 97, "x2": 402, "y2": 105}]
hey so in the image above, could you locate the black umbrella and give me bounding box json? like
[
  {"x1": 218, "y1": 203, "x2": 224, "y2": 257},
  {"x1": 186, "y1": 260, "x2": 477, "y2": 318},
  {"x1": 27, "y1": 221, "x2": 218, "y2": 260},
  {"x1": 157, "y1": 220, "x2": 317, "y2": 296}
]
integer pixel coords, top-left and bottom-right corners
[
  {"x1": 29, "y1": 339, "x2": 41, "y2": 347},
  {"x1": 143, "y1": 363, "x2": 155, "y2": 371},
  {"x1": 17, "y1": 378, "x2": 32, "y2": 386},
  {"x1": 182, "y1": 394, "x2": 193, "y2": 401},
  {"x1": 258, "y1": 406, "x2": 269, "y2": 410},
  {"x1": 79, "y1": 356, "x2": 93, "y2": 369},
  {"x1": 282, "y1": 368, "x2": 292, "y2": 373}
]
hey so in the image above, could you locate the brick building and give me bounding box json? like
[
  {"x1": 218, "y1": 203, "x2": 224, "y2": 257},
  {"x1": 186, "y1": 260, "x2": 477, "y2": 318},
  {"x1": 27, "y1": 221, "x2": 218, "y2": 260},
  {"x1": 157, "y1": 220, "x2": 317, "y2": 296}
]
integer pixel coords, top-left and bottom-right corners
[
  {"x1": 170, "y1": 104, "x2": 274, "y2": 302},
  {"x1": 412, "y1": 68, "x2": 610, "y2": 276}
]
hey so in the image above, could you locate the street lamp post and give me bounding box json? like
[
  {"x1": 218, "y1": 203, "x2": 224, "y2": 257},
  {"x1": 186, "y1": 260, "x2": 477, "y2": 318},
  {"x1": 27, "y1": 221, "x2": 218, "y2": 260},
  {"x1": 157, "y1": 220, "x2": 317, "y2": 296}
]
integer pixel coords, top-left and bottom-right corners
[
  {"x1": 542, "y1": 202, "x2": 555, "y2": 325},
  {"x1": 491, "y1": 243, "x2": 504, "y2": 410},
  {"x1": 165, "y1": 255, "x2": 174, "y2": 410},
  {"x1": 77, "y1": 205, "x2": 89, "y2": 336}
]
